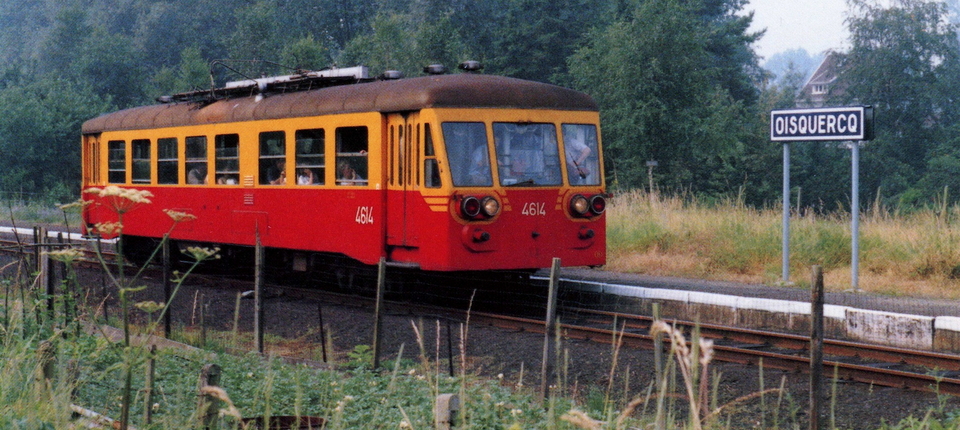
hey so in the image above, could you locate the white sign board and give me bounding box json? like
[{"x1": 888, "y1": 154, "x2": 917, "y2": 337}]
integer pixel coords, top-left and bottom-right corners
[{"x1": 770, "y1": 106, "x2": 873, "y2": 142}]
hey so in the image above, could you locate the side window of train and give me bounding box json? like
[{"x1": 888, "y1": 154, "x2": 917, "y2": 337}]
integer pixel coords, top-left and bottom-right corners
[
  {"x1": 157, "y1": 138, "x2": 178, "y2": 184},
  {"x1": 215, "y1": 134, "x2": 240, "y2": 185},
  {"x1": 561, "y1": 124, "x2": 601, "y2": 186},
  {"x1": 335, "y1": 126, "x2": 368, "y2": 186},
  {"x1": 423, "y1": 124, "x2": 441, "y2": 188},
  {"x1": 107, "y1": 140, "x2": 126, "y2": 184},
  {"x1": 185, "y1": 136, "x2": 208, "y2": 185},
  {"x1": 259, "y1": 131, "x2": 286, "y2": 185},
  {"x1": 443, "y1": 122, "x2": 491, "y2": 187},
  {"x1": 131, "y1": 139, "x2": 151, "y2": 184},
  {"x1": 295, "y1": 129, "x2": 324, "y2": 185}
]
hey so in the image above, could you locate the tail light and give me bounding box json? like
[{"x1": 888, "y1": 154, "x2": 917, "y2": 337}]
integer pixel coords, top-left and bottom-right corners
[
  {"x1": 570, "y1": 194, "x2": 606, "y2": 218},
  {"x1": 461, "y1": 196, "x2": 482, "y2": 218},
  {"x1": 589, "y1": 194, "x2": 606, "y2": 215}
]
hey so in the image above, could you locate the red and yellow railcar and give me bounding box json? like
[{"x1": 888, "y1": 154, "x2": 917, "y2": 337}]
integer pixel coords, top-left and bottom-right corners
[{"x1": 81, "y1": 65, "x2": 606, "y2": 273}]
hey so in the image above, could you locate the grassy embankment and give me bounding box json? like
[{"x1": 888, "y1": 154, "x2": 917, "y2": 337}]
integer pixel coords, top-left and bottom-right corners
[{"x1": 607, "y1": 190, "x2": 960, "y2": 299}]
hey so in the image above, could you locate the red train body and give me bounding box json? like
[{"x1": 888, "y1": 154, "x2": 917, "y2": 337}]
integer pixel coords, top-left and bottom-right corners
[{"x1": 81, "y1": 66, "x2": 606, "y2": 273}]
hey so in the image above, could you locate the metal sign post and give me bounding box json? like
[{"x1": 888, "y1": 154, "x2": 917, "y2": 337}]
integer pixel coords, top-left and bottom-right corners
[
  {"x1": 851, "y1": 141, "x2": 861, "y2": 292},
  {"x1": 770, "y1": 106, "x2": 873, "y2": 287},
  {"x1": 782, "y1": 143, "x2": 791, "y2": 283}
]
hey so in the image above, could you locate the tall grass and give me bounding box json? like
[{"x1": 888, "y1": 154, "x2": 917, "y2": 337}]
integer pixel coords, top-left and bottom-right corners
[
  {"x1": 1, "y1": 198, "x2": 83, "y2": 228},
  {"x1": 607, "y1": 190, "x2": 960, "y2": 298}
]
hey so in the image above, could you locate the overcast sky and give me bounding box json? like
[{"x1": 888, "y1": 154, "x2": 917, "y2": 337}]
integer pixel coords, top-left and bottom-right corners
[{"x1": 745, "y1": 0, "x2": 850, "y2": 60}]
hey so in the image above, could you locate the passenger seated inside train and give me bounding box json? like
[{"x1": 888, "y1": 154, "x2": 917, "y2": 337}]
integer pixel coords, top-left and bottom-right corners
[
  {"x1": 297, "y1": 168, "x2": 316, "y2": 185},
  {"x1": 267, "y1": 160, "x2": 286, "y2": 185},
  {"x1": 337, "y1": 161, "x2": 364, "y2": 185}
]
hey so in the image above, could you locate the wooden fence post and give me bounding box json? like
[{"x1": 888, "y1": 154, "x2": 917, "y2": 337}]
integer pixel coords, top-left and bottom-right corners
[
  {"x1": 162, "y1": 239, "x2": 172, "y2": 337},
  {"x1": 540, "y1": 257, "x2": 561, "y2": 400},
  {"x1": 254, "y1": 236, "x2": 265, "y2": 354},
  {"x1": 372, "y1": 257, "x2": 387, "y2": 369},
  {"x1": 810, "y1": 265, "x2": 824, "y2": 430},
  {"x1": 652, "y1": 302, "x2": 663, "y2": 386},
  {"x1": 143, "y1": 345, "x2": 157, "y2": 426},
  {"x1": 197, "y1": 364, "x2": 222, "y2": 429}
]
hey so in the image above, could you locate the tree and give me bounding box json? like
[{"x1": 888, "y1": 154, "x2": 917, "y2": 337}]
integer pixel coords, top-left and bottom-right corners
[
  {"x1": 280, "y1": 36, "x2": 332, "y2": 71},
  {"x1": 0, "y1": 78, "x2": 111, "y2": 197},
  {"x1": 151, "y1": 46, "x2": 212, "y2": 97},
  {"x1": 568, "y1": 0, "x2": 759, "y2": 193},
  {"x1": 74, "y1": 26, "x2": 146, "y2": 108},
  {"x1": 489, "y1": 0, "x2": 606, "y2": 83},
  {"x1": 340, "y1": 13, "x2": 418, "y2": 76},
  {"x1": 38, "y1": 5, "x2": 91, "y2": 77},
  {"x1": 226, "y1": 1, "x2": 282, "y2": 76},
  {"x1": 837, "y1": 0, "x2": 960, "y2": 205}
]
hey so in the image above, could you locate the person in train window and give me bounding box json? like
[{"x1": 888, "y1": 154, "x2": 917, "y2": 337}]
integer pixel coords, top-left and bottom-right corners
[
  {"x1": 467, "y1": 144, "x2": 492, "y2": 185},
  {"x1": 267, "y1": 160, "x2": 286, "y2": 185},
  {"x1": 187, "y1": 164, "x2": 207, "y2": 184},
  {"x1": 337, "y1": 161, "x2": 363, "y2": 184},
  {"x1": 565, "y1": 128, "x2": 592, "y2": 183},
  {"x1": 297, "y1": 168, "x2": 316, "y2": 185}
]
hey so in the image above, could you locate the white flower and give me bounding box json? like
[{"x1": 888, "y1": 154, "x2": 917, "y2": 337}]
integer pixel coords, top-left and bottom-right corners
[{"x1": 44, "y1": 248, "x2": 84, "y2": 263}]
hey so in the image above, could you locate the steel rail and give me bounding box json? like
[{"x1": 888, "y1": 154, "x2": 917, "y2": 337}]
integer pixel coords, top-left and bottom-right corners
[
  {"x1": 567, "y1": 307, "x2": 960, "y2": 372},
  {"x1": 462, "y1": 309, "x2": 960, "y2": 396},
  {"x1": 260, "y1": 287, "x2": 960, "y2": 395}
]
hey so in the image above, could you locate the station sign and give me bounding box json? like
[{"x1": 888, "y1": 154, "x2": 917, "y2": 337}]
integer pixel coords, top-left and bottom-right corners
[{"x1": 770, "y1": 106, "x2": 873, "y2": 142}]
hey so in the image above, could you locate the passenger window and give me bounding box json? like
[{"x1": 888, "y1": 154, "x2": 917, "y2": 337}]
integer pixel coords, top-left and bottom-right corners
[
  {"x1": 107, "y1": 140, "x2": 126, "y2": 184},
  {"x1": 131, "y1": 139, "x2": 151, "y2": 184},
  {"x1": 336, "y1": 126, "x2": 368, "y2": 186},
  {"x1": 259, "y1": 131, "x2": 286, "y2": 185},
  {"x1": 295, "y1": 129, "x2": 324, "y2": 185},
  {"x1": 424, "y1": 124, "x2": 441, "y2": 188},
  {"x1": 157, "y1": 138, "x2": 178, "y2": 184},
  {"x1": 185, "y1": 136, "x2": 208, "y2": 185},
  {"x1": 562, "y1": 124, "x2": 601, "y2": 186},
  {"x1": 215, "y1": 134, "x2": 240, "y2": 185}
]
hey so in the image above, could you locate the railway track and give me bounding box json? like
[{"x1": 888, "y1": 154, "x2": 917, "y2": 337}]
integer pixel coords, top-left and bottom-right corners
[
  {"x1": 276, "y1": 283, "x2": 960, "y2": 396},
  {"x1": 4, "y1": 231, "x2": 960, "y2": 396}
]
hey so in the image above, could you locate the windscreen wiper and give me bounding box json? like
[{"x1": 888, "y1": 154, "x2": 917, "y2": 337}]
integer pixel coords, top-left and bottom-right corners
[{"x1": 505, "y1": 179, "x2": 535, "y2": 187}]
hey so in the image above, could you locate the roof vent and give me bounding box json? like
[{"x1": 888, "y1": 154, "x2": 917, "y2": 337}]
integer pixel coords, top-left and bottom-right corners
[
  {"x1": 382, "y1": 70, "x2": 404, "y2": 80},
  {"x1": 458, "y1": 61, "x2": 483, "y2": 72},
  {"x1": 423, "y1": 64, "x2": 447, "y2": 75}
]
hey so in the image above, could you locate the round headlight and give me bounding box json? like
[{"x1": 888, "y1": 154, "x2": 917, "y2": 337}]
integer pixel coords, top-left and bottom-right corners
[
  {"x1": 570, "y1": 194, "x2": 589, "y2": 216},
  {"x1": 590, "y1": 195, "x2": 607, "y2": 215},
  {"x1": 481, "y1": 196, "x2": 500, "y2": 217},
  {"x1": 461, "y1": 196, "x2": 481, "y2": 218}
]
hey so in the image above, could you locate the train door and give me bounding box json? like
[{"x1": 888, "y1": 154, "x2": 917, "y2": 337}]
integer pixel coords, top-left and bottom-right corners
[
  {"x1": 82, "y1": 134, "x2": 102, "y2": 186},
  {"x1": 385, "y1": 112, "x2": 421, "y2": 248}
]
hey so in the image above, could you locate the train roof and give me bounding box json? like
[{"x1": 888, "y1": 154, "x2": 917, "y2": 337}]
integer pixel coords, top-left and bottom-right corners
[{"x1": 81, "y1": 73, "x2": 598, "y2": 134}]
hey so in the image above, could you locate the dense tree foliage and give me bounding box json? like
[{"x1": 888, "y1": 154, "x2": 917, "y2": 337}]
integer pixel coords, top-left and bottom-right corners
[
  {"x1": 834, "y1": 0, "x2": 960, "y2": 208},
  {"x1": 568, "y1": 0, "x2": 762, "y2": 193},
  {"x1": 3, "y1": 0, "x2": 960, "y2": 213}
]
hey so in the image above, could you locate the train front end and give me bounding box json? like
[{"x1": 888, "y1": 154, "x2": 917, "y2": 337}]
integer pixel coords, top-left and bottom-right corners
[{"x1": 391, "y1": 102, "x2": 606, "y2": 272}]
